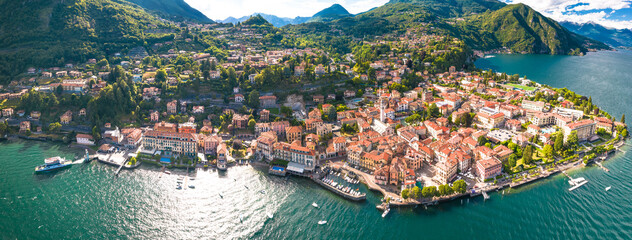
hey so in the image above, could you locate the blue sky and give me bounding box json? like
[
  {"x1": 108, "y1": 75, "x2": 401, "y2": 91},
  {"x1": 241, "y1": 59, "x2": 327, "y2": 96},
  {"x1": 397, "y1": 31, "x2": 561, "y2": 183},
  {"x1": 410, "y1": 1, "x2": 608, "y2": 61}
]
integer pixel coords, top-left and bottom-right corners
[
  {"x1": 184, "y1": 0, "x2": 388, "y2": 20},
  {"x1": 185, "y1": 0, "x2": 632, "y2": 29}
]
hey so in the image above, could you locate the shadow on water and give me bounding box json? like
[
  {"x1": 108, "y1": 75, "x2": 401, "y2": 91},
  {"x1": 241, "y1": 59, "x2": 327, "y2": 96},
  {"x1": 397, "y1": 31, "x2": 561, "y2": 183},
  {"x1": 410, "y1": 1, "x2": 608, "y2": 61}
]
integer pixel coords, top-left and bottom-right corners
[{"x1": 32, "y1": 169, "x2": 70, "y2": 181}]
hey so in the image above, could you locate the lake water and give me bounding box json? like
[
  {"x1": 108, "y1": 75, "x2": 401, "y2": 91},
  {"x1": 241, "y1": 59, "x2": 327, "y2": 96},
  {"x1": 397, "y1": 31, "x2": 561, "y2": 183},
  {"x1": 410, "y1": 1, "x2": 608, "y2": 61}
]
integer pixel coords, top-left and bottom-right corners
[{"x1": 1, "y1": 50, "x2": 632, "y2": 239}]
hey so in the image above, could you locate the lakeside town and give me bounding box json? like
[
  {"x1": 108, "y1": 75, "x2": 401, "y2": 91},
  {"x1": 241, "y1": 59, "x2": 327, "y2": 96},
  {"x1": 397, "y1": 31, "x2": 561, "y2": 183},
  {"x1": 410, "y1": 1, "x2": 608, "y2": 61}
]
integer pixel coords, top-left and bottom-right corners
[{"x1": 0, "y1": 18, "x2": 628, "y2": 209}]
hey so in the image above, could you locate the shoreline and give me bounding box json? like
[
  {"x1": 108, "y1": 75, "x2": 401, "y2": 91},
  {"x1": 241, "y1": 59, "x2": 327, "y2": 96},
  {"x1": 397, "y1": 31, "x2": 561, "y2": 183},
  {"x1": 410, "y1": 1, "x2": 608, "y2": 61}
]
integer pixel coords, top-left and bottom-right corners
[
  {"x1": 5, "y1": 136, "x2": 627, "y2": 209},
  {"x1": 356, "y1": 139, "x2": 628, "y2": 208}
]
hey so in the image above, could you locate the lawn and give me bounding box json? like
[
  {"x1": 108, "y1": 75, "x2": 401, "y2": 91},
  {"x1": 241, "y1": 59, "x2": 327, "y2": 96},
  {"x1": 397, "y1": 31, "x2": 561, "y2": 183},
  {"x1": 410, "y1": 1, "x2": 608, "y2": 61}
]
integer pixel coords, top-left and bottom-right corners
[
  {"x1": 266, "y1": 108, "x2": 280, "y2": 115},
  {"x1": 506, "y1": 83, "x2": 536, "y2": 91}
]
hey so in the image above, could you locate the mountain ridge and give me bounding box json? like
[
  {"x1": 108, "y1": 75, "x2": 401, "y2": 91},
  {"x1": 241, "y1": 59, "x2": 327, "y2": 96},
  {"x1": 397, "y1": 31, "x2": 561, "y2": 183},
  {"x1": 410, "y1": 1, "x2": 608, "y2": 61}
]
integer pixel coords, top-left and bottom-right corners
[
  {"x1": 561, "y1": 21, "x2": 632, "y2": 48},
  {"x1": 123, "y1": 0, "x2": 212, "y2": 22},
  {"x1": 308, "y1": 4, "x2": 353, "y2": 23}
]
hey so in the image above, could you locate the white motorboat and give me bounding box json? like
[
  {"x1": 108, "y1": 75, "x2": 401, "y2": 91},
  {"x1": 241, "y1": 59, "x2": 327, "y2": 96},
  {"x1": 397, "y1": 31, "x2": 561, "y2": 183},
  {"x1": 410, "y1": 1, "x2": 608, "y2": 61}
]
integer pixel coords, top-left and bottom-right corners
[
  {"x1": 382, "y1": 208, "x2": 390, "y2": 218},
  {"x1": 312, "y1": 202, "x2": 319, "y2": 208},
  {"x1": 318, "y1": 220, "x2": 327, "y2": 225},
  {"x1": 267, "y1": 212, "x2": 274, "y2": 219},
  {"x1": 568, "y1": 177, "x2": 586, "y2": 186},
  {"x1": 568, "y1": 177, "x2": 588, "y2": 191},
  {"x1": 606, "y1": 186, "x2": 612, "y2": 191}
]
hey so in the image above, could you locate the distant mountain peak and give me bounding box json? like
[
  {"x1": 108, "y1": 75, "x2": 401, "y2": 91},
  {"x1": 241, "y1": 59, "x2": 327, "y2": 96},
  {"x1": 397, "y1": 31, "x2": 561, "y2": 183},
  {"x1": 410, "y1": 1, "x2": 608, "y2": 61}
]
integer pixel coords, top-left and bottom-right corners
[
  {"x1": 561, "y1": 21, "x2": 632, "y2": 48},
  {"x1": 309, "y1": 3, "x2": 352, "y2": 22},
  {"x1": 241, "y1": 14, "x2": 273, "y2": 26}
]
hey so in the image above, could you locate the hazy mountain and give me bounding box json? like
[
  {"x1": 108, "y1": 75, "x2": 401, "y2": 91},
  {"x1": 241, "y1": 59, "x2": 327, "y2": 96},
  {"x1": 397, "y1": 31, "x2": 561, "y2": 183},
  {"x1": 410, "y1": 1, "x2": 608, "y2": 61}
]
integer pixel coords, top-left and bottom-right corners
[
  {"x1": 561, "y1": 21, "x2": 632, "y2": 48},
  {"x1": 218, "y1": 4, "x2": 353, "y2": 27},
  {"x1": 219, "y1": 13, "x2": 310, "y2": 27}
]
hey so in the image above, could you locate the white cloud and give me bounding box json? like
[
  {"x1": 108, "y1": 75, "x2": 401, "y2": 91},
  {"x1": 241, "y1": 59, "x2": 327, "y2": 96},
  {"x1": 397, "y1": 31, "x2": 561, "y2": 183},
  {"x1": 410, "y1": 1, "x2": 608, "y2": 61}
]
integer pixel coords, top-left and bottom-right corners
[
  {"x1": 504, "y1": 0, "x2": 632, "y2": 29},
  {"x1": 184, "y1": 0, "x2": 389, "y2": 20}
]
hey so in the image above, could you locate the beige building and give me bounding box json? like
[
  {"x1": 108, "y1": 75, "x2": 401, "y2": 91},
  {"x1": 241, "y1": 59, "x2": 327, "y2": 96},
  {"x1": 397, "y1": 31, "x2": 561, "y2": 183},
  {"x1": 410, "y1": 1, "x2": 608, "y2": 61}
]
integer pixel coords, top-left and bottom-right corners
[
  {"x1": 562, "y1": 119, "x2": 596, "y2": 142},
  {"x1": 285, "y1": 126, "x2": 303, "y2": 143},
  {"x1": 142, "y1": 131, "x2": 198, "y2": 157}
]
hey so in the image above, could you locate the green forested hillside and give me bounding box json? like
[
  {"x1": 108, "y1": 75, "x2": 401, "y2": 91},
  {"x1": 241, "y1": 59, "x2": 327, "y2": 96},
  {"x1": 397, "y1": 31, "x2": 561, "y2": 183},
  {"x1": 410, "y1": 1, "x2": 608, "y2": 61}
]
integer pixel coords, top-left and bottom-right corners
[
  {"x1": 462, "y1": 3, "x2": 608, "y2": 54},
  {"x1": 287, "y1": 2, "x2": 608, "y2": 56},
  {"x1": 308, "y1": 4, "x2": 352, "y2": 23},
  {"x1": 0, "y1": 0, "x2": 175, "y2": 82},
  {"x1": 241, "y1": 15, "x2": 273, "y2": 27},
  {"x1": 124, "y1": 0, "x2": 212, "y2": 22},
  {"x1": 388, "y1": 0, "x2": 506, "y2": 17}
]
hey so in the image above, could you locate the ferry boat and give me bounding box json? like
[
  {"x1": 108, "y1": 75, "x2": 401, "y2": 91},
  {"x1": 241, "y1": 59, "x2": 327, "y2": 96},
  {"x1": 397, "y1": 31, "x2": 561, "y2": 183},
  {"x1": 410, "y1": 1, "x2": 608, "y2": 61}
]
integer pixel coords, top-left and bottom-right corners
[{"x1": 34, "y1": 157, "x2": 71, "y2": 173}]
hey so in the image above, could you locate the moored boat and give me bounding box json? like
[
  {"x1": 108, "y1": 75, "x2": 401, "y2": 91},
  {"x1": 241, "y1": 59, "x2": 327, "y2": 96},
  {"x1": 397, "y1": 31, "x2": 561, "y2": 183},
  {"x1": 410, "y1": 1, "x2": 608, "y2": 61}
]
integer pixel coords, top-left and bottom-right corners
[
  {"x1": 35, "y1": 156, "x2": 71, "y2": 173},
  {"x1": 382, "y1": 208, "x2": 390, "y2": 218}
]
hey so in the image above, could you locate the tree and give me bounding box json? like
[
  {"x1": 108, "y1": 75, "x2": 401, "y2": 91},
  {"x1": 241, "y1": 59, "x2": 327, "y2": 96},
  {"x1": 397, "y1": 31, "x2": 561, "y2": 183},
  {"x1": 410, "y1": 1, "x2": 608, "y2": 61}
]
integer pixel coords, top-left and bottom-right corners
[
  {"x1": 477, "y1": 136, "x2": 488, "y2": 146},
  {"x1": 248, "y1": 90, "x2": 260, "y2": 108},
  {"x1": 438, "y1": 184, "x2": 453, "y2": 196},
  {"x1": 422, "y1": 186, "x2": 437, "y2": 198},
  {"x1": 405, "y1": 114, "x2": 422, "y2": 125},
  {"x1": 566, "y1": 131, "x2": 579, "y2": 149},
  {"x1": 522, "y1": 145, "x2": 533, "y2": 165},
  {"x1": 56, "y1": 85, "x2": 63, "y2": 95},
  {"x1": 248, "y1": 119, "x2": 256, "y2": 131},
  {"x1": 92, "y1": 126, "x2": 101, "y2": 140},
  {"x1": 0, "y1": 121, "x2": 7, "y2": 135},
  {"x1": 411, "y1": 186, "x2": 421, "y2": 199},
  {"x1": 155, "y1": 69, "x2": 167, "y2": 83},
  {"x1": 554, "y1": 132, "x2": 564, "y2": 153},
  {"x1": 428, "y1": 103, "x2": 441, "y2": 117},
  {"x1": 621, "y1": 114, "x2": 626, "y2": 124},
  {"x1": 401, "y1": 189, "x2": 410, "y2": 200},
  {"x1": 543, "y1": 144, "x2": 553, "y2": 159},
  {"x1": 280, "y1": 106, "x2": 293, "y2": 117},
  {"x1": 48, "y1": 122, "x2": 62, "y2": 133},
  {"x1": 452, "y1": 180, "x2": 467, "y2": 194},
  {"x1": 508, "y1": 154, "x2": 518, "y2": 168}
]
